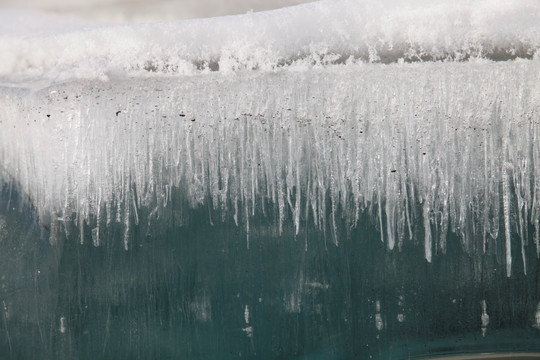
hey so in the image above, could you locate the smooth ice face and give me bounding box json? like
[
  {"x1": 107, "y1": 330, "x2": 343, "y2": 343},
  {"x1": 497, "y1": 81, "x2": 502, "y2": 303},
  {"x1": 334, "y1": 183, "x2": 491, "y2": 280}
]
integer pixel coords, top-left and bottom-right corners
[
  {"x1": 1, "y1": 61, "x2": 540, "y2": 277},
  {"x1": 1, "y1": 0, "x2": 540, "y2": 85}
]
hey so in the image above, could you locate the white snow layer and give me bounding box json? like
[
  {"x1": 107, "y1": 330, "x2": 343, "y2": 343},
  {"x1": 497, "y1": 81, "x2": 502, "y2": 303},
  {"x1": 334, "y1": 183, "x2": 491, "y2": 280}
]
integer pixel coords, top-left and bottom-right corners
[
  {"x1": 1, "y1": 1, "x2": 540, "y2": 276},
  {"x1": 1, "y1": 0, "x2": 540, "y2": 83}
]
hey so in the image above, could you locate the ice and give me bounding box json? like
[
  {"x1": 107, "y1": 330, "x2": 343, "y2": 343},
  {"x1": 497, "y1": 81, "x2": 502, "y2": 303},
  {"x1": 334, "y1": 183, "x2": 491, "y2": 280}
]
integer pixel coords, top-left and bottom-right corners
[
  {"x1": 0, "y1": 59, "x2": 539, "y2": 277},
  {"x1": 1, "y1": 0, "x2": 540, "y2": 283}
]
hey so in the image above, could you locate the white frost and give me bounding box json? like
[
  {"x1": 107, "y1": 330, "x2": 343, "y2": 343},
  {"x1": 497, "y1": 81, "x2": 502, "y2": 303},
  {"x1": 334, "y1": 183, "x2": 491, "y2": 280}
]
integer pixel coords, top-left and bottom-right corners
[{"x1": 1, "y1": 0, "x2": 540, "y2": 84}]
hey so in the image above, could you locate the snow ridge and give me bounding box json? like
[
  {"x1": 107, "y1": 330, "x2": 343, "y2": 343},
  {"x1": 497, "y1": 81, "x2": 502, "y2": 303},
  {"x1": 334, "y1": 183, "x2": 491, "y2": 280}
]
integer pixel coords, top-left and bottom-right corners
[{"x1": 1, "y1": 0, "x2": 540, "y2": 84}]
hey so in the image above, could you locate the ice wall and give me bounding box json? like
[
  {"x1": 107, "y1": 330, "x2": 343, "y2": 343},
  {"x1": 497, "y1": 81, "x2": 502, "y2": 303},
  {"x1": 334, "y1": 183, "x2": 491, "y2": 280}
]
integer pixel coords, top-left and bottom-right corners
[
  {"x1": 1, "y1": 0, "x2": 540, "y2": 277},
  {"x1": 1, "y1": 60, "x2": 540, "y2": 277}
]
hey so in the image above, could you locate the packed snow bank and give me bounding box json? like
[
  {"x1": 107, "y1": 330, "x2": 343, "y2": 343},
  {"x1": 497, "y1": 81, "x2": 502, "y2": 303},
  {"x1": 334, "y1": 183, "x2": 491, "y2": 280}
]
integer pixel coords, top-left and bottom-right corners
[{"x1": 1, "y1": 0, "x2": 540, "y2": 84}]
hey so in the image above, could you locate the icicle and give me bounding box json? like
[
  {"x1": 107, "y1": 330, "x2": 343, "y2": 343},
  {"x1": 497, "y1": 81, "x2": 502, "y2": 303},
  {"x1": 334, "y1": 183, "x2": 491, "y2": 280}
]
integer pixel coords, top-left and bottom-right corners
[
  {"x1": 294, "y1": 162, "x2": 301, "y2": 236},
  {"x1": 535, "y1": 214, "x2": 540, "y2": 258},
  {"x1": 245, "y1": 201, "x2": 250, "y2": 249},
  {"x1": 386, "y1": 200, "x2": 395, "y2": 251},
  {"x1": 79, "y1": 215, "x2": 85, "y2": 245},
  {"x1": 91, "y1": 227, "x2": 100, "y2": 247},
  {"x1": 49, "y1": 213, "x2": 58, "y2": 246},
  {"x1": 378, "y1": 192, "x2": 384, "y2": 245},
  {"x1": 503, "y1": 162, "x2": 512, "y2": 277},
  {"x1": 123, "y1": 197, "x2": 130, "y2": 251},
  {"x1": 423, "y1": 201, "x2": 432, "y2": 263},
  {"x1": 483, "y1": 132, "x2": 489, "y2": 253},
  {"x1": 481, "y1": 300, "x2": 489, "y2": 337},
  {"x1": 94, "y1": 189, "x2": 102, "y2": 247}
]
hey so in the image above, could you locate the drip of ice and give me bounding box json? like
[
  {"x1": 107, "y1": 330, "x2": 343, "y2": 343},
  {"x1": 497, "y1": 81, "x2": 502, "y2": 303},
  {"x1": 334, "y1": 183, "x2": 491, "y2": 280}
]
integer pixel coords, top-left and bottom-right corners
[
  {"x1": 481, "y1": 300, "x2": 489, "y2": 336},
  {"x1": 1, "y1": 0, "x2": 540, "y2": 278},
  {"x1": 242, "y1": 305, "x2": 253, "y2": 338},
  {"x1": 59, "y1": 316, "x2": 66, "y2": 334},
  {"x1": 534, "y1": 302, "x2": 540, "y2": 329},
  {"x1": 375, "y1": 300, "x2": 383, "y2": 332},
  {"x1": 397, "y1": 294, "x2": 405, "y2": 323}
]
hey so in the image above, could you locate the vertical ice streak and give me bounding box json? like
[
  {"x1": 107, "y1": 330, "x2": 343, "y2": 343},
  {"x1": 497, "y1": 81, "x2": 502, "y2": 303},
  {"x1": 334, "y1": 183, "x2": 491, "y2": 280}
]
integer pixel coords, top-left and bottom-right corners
[
  {"x1": 481, "y1": 300, "x2": 489, "y2": 336},
  {"x1": 59, "y1": 316, "x2": 66, "y2": 334},
  {"x1": 375, "y1": 300, "x2": 383, "y2": 332},
  {"x1": 423, "y1": 201, "x2": 432, "y2": 263},
  {"x1": 503, "y1": 162, "x2": 512, "y2": 277}
]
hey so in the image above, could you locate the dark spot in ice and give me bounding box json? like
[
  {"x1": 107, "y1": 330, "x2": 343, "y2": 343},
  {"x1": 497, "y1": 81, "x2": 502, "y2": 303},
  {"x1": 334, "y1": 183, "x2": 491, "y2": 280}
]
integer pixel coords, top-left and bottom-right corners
[
  {"x1": 116, "y1": 111, "x2": 121, "y2": 116},
  {"x1": 46, "y1": 114, "x2": 50, "y2": 118},
  {"x1": 191, "y1": 118, "x2": 196, "y2": 122},
  {"x1": 179, "y1": 113, "x2": 185, "y2": 117},
  {"x1": 423, "y1": 152, "x2": 426, "y2": 155},
  {"x1": 391, "y1": 170, "x2": 397, "y2": 173}
]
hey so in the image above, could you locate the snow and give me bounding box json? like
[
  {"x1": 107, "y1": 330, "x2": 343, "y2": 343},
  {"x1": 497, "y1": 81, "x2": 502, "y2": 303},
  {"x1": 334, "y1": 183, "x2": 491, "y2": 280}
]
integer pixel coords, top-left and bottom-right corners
[
  {"x1": 1, "y1": 0, "x2": 540, "y2": 85},
  {"x1": 0, "y1": 0, "x2": 540, "y2": 277}
]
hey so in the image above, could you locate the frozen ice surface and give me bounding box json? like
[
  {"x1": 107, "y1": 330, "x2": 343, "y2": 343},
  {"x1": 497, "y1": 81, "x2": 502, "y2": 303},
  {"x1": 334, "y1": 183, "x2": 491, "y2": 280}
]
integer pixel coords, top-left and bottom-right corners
[{"x1": 1, "y1": 60, "x2": 540, "y2": 276}]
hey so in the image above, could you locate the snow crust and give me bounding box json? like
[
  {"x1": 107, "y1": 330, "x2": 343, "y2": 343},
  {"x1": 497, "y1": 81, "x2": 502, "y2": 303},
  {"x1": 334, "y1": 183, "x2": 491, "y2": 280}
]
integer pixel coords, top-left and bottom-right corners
[
  {"x1": 1, "y1": 61, "x2": 539, "y2": 277},
  {"x1": 1, "y1": 0, "x2": 540, "y2": 84}
]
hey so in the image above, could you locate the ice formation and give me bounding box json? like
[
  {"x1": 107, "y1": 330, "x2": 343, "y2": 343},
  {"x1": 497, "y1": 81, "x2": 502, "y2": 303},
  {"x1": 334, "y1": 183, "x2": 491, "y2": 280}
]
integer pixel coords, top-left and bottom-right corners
[{"x1": 1, "y1": 0, "x2": 540, "y2": 277}]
